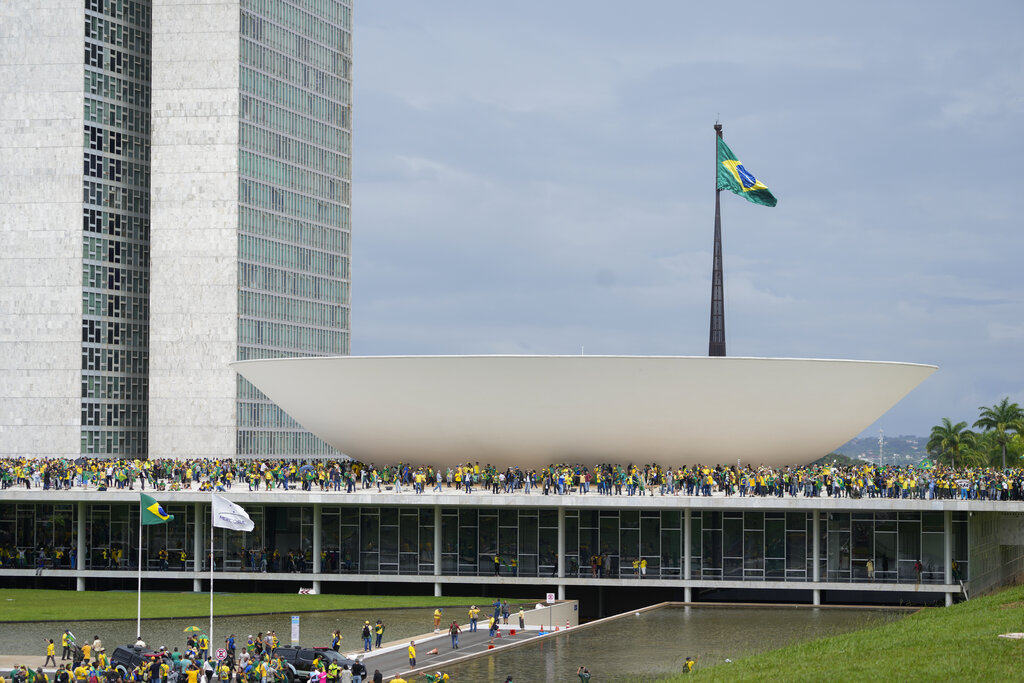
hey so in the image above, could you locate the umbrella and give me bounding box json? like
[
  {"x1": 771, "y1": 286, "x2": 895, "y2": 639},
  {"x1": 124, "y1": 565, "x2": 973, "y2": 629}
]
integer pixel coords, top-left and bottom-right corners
[
  {"x1": 183, "y1": 626, "x2": 203, "y2": 633},
  {"x1": 298, "y1": 465, "x2": 315, "y2": 474}
]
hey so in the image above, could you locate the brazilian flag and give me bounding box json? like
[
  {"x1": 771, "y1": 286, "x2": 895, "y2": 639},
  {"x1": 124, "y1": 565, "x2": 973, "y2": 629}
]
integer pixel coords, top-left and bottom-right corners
[
  {"x1": 717, "y1": 137, "x2": 777, "y2": 207},
  {"x1": 141, "y1": 493, "x2": 174, "y2": 525}
]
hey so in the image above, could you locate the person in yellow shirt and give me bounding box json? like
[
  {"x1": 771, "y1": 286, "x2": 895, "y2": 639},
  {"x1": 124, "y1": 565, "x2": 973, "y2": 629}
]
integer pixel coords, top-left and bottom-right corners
[
  {"x1": 45, "y1": 640, "x2": 57, "y2": 667},
  {"x1": 407, "y1": 641, "x2": 416, "y2": 669},
  {"x1": 433, "y1": 608, "x2": 442, "y2": 633},
  {"x1": 81, "y1": 643, "x2": 91, "y2": 662}
]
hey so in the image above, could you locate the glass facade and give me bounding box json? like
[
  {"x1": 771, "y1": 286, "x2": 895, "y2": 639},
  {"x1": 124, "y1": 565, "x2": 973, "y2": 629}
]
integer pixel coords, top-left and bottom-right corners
[
  {"x1": 0, "y1": 502, "x2": 969, "y2": 587},
  {"x1": 236, "y1": 0, "x2": 352, "y2": 458},
  {"x1": 81, "y1": 0, "x2": 152, "y2": 456}
]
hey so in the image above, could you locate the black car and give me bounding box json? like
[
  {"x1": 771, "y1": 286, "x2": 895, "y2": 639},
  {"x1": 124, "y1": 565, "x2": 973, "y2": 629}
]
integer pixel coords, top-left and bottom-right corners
[
  {"x1": 270, "y1": 647, "x2": 356, "y2": 681},
  {"x1": 109, "y1": 646, "x2": 171, "y2": 673}
]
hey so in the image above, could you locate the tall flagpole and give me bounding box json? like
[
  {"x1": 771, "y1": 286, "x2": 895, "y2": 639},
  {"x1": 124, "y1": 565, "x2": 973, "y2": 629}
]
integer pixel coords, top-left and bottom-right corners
[
  {"x1": 137, "y1": 512, "x2": 143, "y2": 638},
  {"x1": 709, "y1": 123, "x2": 726, "y2": 357},
  {"x1": 209, "y1": 502, "x2": 215, "y2": 660}
]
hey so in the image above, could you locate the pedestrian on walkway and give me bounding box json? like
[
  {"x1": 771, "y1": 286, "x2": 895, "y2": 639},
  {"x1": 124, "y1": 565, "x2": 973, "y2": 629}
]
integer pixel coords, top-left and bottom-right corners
[
  {"x1": 407, "y1": 641, "x2": 416, "y2": 669},
  {"x1": 360, "y1": 622, "x2": 372, "y2": 652},
  {"x1": 433, "y1": 608, "x2": 442, "y2": 633},
  {"x1": 374, "y1": 620, "x2": 385, "y2": 649},
  {"x1": 448, "y1": 621, "x2": 461, "y2": 649},
  {"x1": 45, "y1": 639, "x2": 57, "y2": 667},
  {"x1": 468, "y1": 606, "x2": 479, "y2": 632}
]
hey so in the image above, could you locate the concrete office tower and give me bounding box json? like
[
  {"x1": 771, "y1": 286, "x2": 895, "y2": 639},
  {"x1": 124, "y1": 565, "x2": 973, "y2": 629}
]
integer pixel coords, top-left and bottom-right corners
[
  {"x1": 148, "y1": 0, "x2": 351, "y2": 459},
  {"x1": 0, "y1": 0, "x2": 349, "y2": 460},
  {"x1": 1, "y1": 0, "x2": 152, "y2": 458}
]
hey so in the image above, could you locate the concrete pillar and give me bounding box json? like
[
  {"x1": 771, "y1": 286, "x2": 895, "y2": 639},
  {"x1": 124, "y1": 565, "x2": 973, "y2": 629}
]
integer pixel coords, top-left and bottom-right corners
[
  {"x1": 558, "y1": 584, "x2": 565, "y2": 600},
  {"x1": 76, "y1": 501, "x2": 86, "y2": 591},
  {"x1": 683, "y1": 508, "x2": 692, "y2": 581},
  {"x1": 557, "y1": 506, "x2": 565, "y2": 579},
  {"x1": 944, "y1": 509, "x2": 953, "y2": 607},
  {"x1": 812, "y1": 510, "x2": 821, "y2": 583},
  {"x1": 813, "y1": 589, "x2": 821, "y2": 606},
  {"x1": 313, "y1": 503, "x2": 322, "y2": 576},
  {"x1": 193, "y1": 502, "x2": 203, "y2": 590},
  {"x1": 433, "y1": 505, "x2": 442, "y2": 578},
  {"x1": 684, "y1": 587, "x2": 692, "y2": 603},
  {"x1": 434, "y1": 505, "x2": 443, "y2": 598}
]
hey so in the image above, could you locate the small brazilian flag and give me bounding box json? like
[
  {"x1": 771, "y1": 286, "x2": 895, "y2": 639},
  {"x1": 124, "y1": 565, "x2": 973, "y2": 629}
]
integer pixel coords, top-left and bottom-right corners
[
  {"x1": 717, "y1": 137, "x2": 777, "y2": 207},
  {"x1": 141, "y1": 493, "x2": 174, "y2": 525}
]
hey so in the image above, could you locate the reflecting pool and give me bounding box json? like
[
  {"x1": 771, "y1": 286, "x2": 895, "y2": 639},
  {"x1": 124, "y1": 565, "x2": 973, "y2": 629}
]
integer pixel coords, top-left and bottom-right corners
[{"x1": 436, "y1": 605, "x2": 904, "y2": 682}]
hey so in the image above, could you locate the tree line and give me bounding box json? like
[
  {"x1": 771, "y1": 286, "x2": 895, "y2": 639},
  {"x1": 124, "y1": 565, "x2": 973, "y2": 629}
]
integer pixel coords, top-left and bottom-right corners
[{"x1": 927, "y1": 397, "x2": 1024, "y2": 469}]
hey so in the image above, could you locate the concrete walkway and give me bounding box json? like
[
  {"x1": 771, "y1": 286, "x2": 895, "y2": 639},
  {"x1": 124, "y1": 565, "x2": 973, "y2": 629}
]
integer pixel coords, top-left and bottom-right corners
[{"x1": 347, "y1": 625, "x2": 543, "y2": 680}]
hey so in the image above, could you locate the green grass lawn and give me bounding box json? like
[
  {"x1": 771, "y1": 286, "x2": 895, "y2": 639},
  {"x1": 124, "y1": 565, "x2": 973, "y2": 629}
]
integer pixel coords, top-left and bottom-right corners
[
  {"x1": 665, "y1": 586, "x2": 1024, "y2": 682},
  {"x1": 0, "y1": 589, "x2": 514, "y2": 622}
]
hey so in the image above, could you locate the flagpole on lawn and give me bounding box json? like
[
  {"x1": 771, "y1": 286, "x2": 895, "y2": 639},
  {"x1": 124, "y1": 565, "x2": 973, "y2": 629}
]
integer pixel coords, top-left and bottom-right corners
[
  {"x1": 137, "y1": 508, "x2": 143, "y2": 639},
  {"x1": 709, "y1": 122, "x2": 727, "y2": 357},
  {"x1": 209, "y1": 501, "x2": 215, "y2": 660}
]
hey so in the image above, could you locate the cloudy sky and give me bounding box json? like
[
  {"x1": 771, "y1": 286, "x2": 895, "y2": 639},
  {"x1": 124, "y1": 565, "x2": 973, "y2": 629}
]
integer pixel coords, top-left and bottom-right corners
[{"x1": 348, "y1": 0, "x2": 1024, "y2": 438}]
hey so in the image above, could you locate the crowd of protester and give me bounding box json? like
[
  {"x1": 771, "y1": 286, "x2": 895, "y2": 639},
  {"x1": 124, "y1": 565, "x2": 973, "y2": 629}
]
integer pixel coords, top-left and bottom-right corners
[
  {"x1": 3, "y1": 456, "x2": 1024, "y2": 503},
  {"x1": 6, "y1": 629, "x2": 392, "y2": 683}
]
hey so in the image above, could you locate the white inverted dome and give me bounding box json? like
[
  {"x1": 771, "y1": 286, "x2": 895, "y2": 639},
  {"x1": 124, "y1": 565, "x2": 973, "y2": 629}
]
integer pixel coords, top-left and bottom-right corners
[{"x1": 231, "y1": 355, "x2": 936, "y2": 467}]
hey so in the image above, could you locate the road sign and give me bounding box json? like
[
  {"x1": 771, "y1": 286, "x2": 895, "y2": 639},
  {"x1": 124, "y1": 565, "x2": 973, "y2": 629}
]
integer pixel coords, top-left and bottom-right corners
[
  {"x1": 215, "y1": 649, "x2": 226, "y2": 661},
  {"x1": 291, "y1": 615, "x2": 300, "y2": 644},
  {"x1": 546, "y1": 593, "x2": 555, "y2": 604}
]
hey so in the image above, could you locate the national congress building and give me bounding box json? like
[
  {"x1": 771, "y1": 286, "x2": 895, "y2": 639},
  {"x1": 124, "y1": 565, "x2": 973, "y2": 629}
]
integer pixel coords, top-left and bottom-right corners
[{"x1": 4, "y1": 2, "x2": 1024, "y2": 613}]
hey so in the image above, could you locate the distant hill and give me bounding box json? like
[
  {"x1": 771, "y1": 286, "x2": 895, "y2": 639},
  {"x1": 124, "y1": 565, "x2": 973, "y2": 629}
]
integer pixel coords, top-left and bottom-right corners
[
  {"x1": 832, "y1": 434, "x2": 926, "y2": 466},
  {"x1": 809, "y1": 453, "x2": 870, "y2": 467}
]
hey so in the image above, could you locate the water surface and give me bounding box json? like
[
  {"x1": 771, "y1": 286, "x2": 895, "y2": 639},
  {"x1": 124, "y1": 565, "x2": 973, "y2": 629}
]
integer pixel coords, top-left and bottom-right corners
[{"x1": 436, "y1": 605, "x2": 904, "y2": 682}]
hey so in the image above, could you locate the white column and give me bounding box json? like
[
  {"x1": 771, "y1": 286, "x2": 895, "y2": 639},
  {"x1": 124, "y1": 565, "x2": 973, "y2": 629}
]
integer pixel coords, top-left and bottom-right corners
[
  {"x1": 312, "y1": 503, "x2": 322, "y2": 594},
  {"x1": 944, "y1": 509, "x2": 953, "y2": 607},
  {"x1": 684, "y1": 587, "x2": 692, "y2": 603},
  {"x1": 434, "y1": 505, "x2": 442, "y2": 597},
  {"x1": 193, "y1": 502, "x2": 203, "y2": 592},
  {"x1": 683, "y1": 509, "x2": 692, "y2": 581},
  {"x1": 76, "y1": 501, "x2": 86, "y2": 591},
  {"x1": 812, "y1": 510, "x2": 821, "y2": 583},
  {"x1": 812, "y1": 510, "x2": 821, "y2": 607},
  {"x1": 557, "y1": 507, "x2": 566, "y2": 600}
]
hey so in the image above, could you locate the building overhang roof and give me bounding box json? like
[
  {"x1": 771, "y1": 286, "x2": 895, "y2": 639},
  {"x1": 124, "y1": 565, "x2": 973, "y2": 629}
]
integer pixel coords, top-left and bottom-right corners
[{"x1": 231, "y1": 355, "x2": 936, "y2": 467}]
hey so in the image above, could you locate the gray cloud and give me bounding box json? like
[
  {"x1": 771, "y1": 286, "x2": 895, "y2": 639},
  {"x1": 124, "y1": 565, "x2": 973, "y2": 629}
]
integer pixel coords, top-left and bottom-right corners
[{"x1": 351, "y1": 0, "x2": 1024, "y2": 437}]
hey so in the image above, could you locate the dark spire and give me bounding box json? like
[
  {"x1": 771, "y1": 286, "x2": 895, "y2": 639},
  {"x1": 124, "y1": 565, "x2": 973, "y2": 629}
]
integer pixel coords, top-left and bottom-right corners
[{"x1": 709, "y1": 124, "x2": 726, "y2": 357}]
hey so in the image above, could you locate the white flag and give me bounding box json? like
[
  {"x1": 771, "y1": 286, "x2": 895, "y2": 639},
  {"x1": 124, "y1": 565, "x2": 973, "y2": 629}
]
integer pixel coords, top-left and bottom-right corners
[{"x1": 212, "y1": 495, "x2": 254, "y2": 531}]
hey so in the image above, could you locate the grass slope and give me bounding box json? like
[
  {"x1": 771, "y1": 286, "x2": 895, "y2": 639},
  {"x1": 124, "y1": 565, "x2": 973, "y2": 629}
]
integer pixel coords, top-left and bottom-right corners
[
  {"x1": 0, "y1": 589, "x2": 509, "y2": 622},
  {"x1": 667, "y1": 586, "x2": 1024, "y2": 682}
]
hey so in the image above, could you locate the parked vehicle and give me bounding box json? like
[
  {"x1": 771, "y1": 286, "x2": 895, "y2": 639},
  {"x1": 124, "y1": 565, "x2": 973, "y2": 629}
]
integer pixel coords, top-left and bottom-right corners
[{"x1": 270, "y1": 647, "x2": 355, "y2": 681}]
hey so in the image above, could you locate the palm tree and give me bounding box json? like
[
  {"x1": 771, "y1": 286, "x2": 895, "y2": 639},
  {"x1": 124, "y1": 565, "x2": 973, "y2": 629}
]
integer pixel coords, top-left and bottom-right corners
[
  {"x1": 973, "y1": 398, "x2": 1024, "y2": 469},
  {"x1": 926, "y1": 418, "x2": 975, "y2": 469}
]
